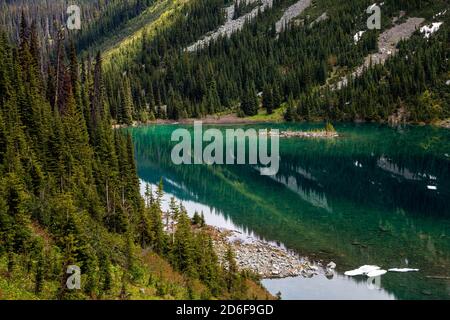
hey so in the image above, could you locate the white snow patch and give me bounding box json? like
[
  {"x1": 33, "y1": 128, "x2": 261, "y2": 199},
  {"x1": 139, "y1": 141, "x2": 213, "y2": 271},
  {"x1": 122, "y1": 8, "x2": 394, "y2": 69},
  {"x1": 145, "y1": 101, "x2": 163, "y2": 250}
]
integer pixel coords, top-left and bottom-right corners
[
  {"x1": 420, "y1": 22, "x2": 443, "y2": 38},
  {"x1": 388, "y1": 268, "x2": 419, "y2": 272},
  {"x1": 427, "y1": 185, "x2": 437, "y2": 190},
  {"x1": 354, "y1": 31, "x2": 366, "y2": 44}
]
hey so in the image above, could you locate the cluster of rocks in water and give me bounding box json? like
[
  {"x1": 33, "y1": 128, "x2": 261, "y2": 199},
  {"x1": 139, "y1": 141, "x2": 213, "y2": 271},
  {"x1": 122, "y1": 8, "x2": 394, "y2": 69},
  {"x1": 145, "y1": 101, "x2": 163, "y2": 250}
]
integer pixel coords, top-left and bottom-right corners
[
  {"x1": 209, "y1": 227, "x2": 422, "y2": 282},
  {"x1": 210, "y1": 227, "x2": 328, "y2": 279},
  {"x1": 260, "y1": 130, "x2": 338, "y2": 139}
]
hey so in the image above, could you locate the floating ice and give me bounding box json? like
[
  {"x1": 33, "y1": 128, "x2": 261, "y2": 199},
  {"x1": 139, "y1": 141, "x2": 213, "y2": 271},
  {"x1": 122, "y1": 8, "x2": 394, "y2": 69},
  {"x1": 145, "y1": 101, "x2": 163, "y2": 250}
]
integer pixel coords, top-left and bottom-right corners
[
  {"x1": 344, "y1": 265, "x2": 380, "y2": 276},
  {"x1": 388, "y1": 268, "x2": 419, "y2": 272},
  {"x1": 346, "y1": 266, "x2": 420, "y2": 276},
  {"x1": 344, "y1": 270, "x2": 363, "y2": 276}
]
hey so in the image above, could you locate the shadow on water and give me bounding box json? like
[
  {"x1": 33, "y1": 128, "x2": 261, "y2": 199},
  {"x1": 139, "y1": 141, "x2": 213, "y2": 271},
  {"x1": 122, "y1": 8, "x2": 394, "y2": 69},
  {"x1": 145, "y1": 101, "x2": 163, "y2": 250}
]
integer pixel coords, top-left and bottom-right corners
[{"x1": 127, "y1": 123, "x2": 450, "y2": 300}]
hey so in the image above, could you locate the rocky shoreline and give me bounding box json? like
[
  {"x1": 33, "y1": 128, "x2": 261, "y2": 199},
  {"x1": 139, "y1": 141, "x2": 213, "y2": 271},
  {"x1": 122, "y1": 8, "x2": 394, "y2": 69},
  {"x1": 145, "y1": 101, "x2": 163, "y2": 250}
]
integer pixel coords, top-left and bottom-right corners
[{"x1": 207, "y1": 227, "x2": 320, "y2": 279}]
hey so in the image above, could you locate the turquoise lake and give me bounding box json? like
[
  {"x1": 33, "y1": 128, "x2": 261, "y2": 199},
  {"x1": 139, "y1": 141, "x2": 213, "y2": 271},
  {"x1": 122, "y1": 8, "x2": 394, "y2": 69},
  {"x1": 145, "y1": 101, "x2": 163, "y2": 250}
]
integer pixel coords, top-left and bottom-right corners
[{"x1": 127, "y1": 123, "x2": 450, "y2": 300}]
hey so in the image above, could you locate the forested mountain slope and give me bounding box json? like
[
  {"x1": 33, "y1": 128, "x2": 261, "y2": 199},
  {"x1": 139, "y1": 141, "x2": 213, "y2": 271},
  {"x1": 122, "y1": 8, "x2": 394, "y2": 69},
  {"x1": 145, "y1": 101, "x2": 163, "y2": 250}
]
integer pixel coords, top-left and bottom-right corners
[
  {"x1": 1, "y1": 0, "x2": 107, "y2": 63},
  {"x1": 0, "y1": 17, "x2": 269, "y2": 300},
  {"x1": 95, "y1": 0, "x2": 449, "y2": 124},
  {"x1": 3, "y1": 0, "x2": 448, "y2": 124}
]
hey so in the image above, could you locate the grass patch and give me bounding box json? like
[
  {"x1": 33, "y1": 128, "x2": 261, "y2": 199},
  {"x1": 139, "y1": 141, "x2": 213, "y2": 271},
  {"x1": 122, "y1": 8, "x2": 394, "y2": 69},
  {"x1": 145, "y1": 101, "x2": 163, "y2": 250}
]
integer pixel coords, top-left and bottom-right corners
[{"x1": 246, "y1": 105, "x2": 286, "y2": 122}]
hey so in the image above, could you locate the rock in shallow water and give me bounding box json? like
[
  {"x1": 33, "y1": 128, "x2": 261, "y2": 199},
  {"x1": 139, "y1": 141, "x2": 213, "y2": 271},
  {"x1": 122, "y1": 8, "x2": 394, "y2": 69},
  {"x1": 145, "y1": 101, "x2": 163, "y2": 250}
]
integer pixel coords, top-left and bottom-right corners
[{"x1": 325, "y1": 269, "x2": 335, "y2": 279}]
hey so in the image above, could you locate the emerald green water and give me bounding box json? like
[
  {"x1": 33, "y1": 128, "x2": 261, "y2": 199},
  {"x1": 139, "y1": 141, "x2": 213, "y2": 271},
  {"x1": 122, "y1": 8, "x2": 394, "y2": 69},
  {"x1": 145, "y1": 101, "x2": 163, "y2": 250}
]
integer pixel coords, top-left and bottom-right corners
[{"x1": 127, "y1": 123, "x2": 450, "y2": 300}]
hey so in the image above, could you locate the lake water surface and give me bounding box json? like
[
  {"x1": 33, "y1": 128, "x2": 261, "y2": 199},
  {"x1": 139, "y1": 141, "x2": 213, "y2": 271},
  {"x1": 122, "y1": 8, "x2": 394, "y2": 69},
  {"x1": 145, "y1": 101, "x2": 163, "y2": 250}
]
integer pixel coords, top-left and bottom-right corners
[{"x1": 128, "y1": 123, "x2": 450, "y2": 300}]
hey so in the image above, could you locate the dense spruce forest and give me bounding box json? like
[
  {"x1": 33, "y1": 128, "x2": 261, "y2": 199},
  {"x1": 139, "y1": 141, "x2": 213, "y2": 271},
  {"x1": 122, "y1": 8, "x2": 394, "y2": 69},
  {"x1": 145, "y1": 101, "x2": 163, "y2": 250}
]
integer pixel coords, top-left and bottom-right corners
[
  {"x1": 99, "y1": 0, "x2": 449, "y2": 124},
  {"x1": 0, "y1": 0, "x2": 158, "y2": 70},
  {"x1": 2, "y1": 0, "x2": 448, "y2": 124},
  {"x1": 0, "y1": 0, "x2": 106, "y2": 67},
  {"x1": 0, "y1": 16, "x2": 270, "y2": 299}
]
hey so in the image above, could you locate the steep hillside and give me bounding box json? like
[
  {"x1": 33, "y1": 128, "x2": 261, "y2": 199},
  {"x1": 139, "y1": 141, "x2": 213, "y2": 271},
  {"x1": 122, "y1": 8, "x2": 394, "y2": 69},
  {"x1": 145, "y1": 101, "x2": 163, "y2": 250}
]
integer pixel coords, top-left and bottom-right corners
[
  {"x1": 2, "y1": 0, "x2": 448, "y2": 125},
  {"x1": 96, "y1": 0, "x2": 449, "y2": 124},
  {"x1": 0, "y1": 21, "x2": 270, "y2": 300},
  {"x1": 0, "y1": 0, "x2": 108, "y2": 38}
]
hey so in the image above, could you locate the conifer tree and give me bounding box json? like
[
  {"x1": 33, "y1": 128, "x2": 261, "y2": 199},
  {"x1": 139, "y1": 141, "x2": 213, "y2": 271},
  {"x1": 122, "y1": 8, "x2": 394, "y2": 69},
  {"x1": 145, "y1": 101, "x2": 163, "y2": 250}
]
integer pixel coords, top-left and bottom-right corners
[
  {"x1": 120, "y1": 76, "x2": 134, "y2": 125},
  {"x1": 262, "y1": 85, "x2": 274, "y2": 114},
  {"x1": 171, "y1": 209, "x2": 196, "y2": 277},
  {"x1": 272, "y1": 85, "x2": 282, "y2": 110}
]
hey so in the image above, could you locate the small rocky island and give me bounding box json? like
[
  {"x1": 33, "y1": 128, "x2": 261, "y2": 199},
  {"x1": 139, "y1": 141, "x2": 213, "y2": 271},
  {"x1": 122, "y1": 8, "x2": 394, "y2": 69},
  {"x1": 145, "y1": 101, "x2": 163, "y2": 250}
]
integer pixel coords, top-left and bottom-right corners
[{"x1": 261, "y1": 123, "x2": 339, "y2": 139}]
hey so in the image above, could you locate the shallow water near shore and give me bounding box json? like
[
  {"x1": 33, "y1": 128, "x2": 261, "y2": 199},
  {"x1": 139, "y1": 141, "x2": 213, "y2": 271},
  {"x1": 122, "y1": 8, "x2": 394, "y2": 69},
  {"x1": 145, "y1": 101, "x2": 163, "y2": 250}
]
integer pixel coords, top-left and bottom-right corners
[{"x1": 127, "y1": 123, "x2": 450, "y2": 300}]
